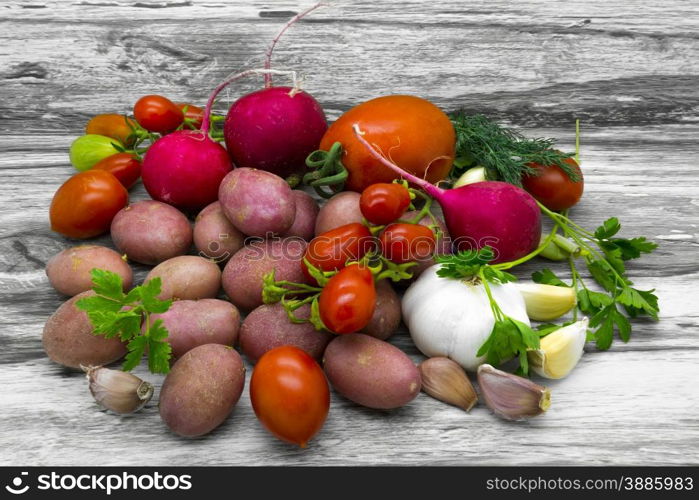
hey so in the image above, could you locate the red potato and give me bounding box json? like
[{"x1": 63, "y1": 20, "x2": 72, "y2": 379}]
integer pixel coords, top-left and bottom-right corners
[
  {"x1": 361, "y1": 280, "x2": 401, "y2": 340},
  {"x1": 111, "y1": 200, "x2": 192, "y2": 265},
  {"x1": 314, "y1": 191, "x2": 362, "y2": 236},
  {"x1": 323, "y1": 333, "x2": 421, "y2": 410},
  {"x1": 222, "y1": 238, "x2": 308, "y2": 311},
  {"x1": 149, "y1": 299, "x2": 240, "y2": 359},
  {"x1": 144, "y1": 255, "x2": 221, "y2": 301},
  {"x1": 42, "y1": 291, "x2": 127, "y2": 369},
  {"x1": 159, "y1": 344, "x2": 245, "y2": 437},
  {"x1": 46, "y1": 245, "x2": 132, "y2": 296},
  {"x1": 240, "y1": 303, "x2": 332, "y2": 363},
  {"x1": 193, "y1": 201, "x2": 246, "y2": 264},
  {"x1": 284, "y1": 190, "x2": 320, "y2": 241},
  {"x1": 218, "y1": 168, "x2": 296, "y2": 237}
]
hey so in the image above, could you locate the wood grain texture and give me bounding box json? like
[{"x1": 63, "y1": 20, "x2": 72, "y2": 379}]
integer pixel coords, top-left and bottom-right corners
[{"x1": 1, "y1": 0, "x2": 698, "y2": 466}]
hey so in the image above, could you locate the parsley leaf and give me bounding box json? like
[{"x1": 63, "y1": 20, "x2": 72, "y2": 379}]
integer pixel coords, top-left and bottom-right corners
[
  {"x1": 435, "y1": 247, "x2": 495, "y2": 279},
  {"x1": 532, "y1": 268, "x2": 569, "y2": 287},
  {"x1": 610, "y1": 237, "x2": 658, "y2": 260},
  {"x1": 594, "y1": 217, "x2": 621, "y2": 240},
  {"x1": 75, "y1": 269, "x2": 173, "y2": 374},
  {"x1": 477, "y1": 317, "x2": 540, "y2": 375}
]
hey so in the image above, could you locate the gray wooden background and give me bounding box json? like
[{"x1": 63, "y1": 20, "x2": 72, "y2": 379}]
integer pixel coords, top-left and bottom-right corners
[{"x1": 1, "y1": 0, "x2": 698, "y2": 466}]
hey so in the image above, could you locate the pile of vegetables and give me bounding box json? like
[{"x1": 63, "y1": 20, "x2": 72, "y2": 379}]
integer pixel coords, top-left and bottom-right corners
[{"x1": 40, "y1": 4, "x2": 659, "y2": 447}]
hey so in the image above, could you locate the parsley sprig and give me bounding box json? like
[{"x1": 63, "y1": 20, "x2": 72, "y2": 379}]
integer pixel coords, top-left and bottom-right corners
[
  {"x1": 75, "y1": 269, "x2": 173, "y2": 374},
  {"x1": 533, "y1": 214, "x2": 659, "y2": 350},
  {"x1": 436, "y1": 248, "x2": 540, "y2": 375}
]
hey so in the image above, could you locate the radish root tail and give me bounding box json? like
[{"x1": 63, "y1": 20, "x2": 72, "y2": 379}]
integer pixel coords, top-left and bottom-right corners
[
  {"x1": 351, "y1": 124, "x2": 444, "y2": 199},
  {"x1": 264, "y1": 2, "x2": 327, "y2": 87}
]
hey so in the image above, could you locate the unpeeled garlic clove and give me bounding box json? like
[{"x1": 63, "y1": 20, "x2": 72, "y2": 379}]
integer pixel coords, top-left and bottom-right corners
[
  {"x1": 84, "y1": 366, "x2": 153, "y2": 415},
  {"x1": 529, "y1": 318, "x2": 588, "y2": 379},
  {"x1": 517, "y1": 283, "x2": 576, "y2": 321},
  {"x1": 477, "y1": 364, "x2": 551, "y2": 421},
  {"x1": 419, "y1": 357, "x2": 478, "y2": 411}
]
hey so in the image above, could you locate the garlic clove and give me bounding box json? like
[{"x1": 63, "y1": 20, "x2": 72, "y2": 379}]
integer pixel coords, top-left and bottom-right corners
[
  {"x1": 84, "y1": 366, "x2": 154, "y2": 415},
  {"x1": 529, "y1": 318, "x2": 588, "y2": 379},
  {"x1": 517, "y1": 283, "x2": 576, "y2": 321},
  {"x1": 419, "y1": 357, "x2": 478, "y2": 411},
  {"x1": 477, "y1": 364, "x2": 551, "y2": 421},
  {"x1": 453, "y1": 166, "x2": 486, "y2": 187}
]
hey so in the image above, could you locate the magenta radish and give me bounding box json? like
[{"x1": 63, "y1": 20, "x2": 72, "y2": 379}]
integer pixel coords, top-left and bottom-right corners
[
  {"x1": 223, "y1": 5, "x2": 328, "y2": 179},
  {"x1": 141, "y1": 131, "x2": 231, "y2": 213},
  {"x1": 353, "y1": 125, "x2": 541, "y2": 264}
]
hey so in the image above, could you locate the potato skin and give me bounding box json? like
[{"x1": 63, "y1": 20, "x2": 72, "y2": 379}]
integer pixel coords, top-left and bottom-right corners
[
  {"x1": 222, "y1": 238, "x2": 308, "y2": 311},
  {"x1": 193, "y1": 201, "x2": 245, "y2": 264},
  {"x1": 111, "y1": 200, "x2": 192, "y2": 265},
  {"x1": 314, "y1": 191, "x2": 362, "y2": 236},
  {"x1": 218, "y1": 168, "x2": 296, "y2": 237},
  {"x1": 42, "y1": 291, "x2": 127, "y2": 369},
  {"x1": 144, "y1": 255, "x2": 221, "y2": 301},
  {"x1": 150, "y1": 299, "x2": 240, "y2": 359},
  {"x1": 159, "y1": 344, "x2": 245, "y2": 437},
  {"x1": 323, "y1": 334, "x2": 421, "y2": 409},
  {"x1": 46, "y1": 245, "x2": 132, "y2": 296},
  {"x1": 362, "y1": 280, "x2": 401, "y2": 340},
  {"x1": 284, "y1": 190, "x2": 319, "y2": 241},
  {"x1": 240, "y1": 303, "x2": 332, "y2": 362}
]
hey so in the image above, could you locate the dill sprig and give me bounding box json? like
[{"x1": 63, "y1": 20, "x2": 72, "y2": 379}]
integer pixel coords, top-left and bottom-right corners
[{"x1": 449, "y1": 112, "x2": 580, "y2": 186}]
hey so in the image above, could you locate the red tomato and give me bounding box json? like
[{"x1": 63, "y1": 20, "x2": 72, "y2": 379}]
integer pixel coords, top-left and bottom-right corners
[
  {"x1": 91, "y1": 153, "x2": 141, "y2": 189},
  {"x1": 380, "y1": 223, "x2": 436, "y2": 264},
  {"x1": 319, "y1": 95, "x2": 456, "y2": 192},
  {"x1": 133, "y1": 95, "x2": 183, "y2": 133},
  {"x1": 319, "y1": 265, "x2": 376, "y2": 334},
  {"x1": 250, "y1": 346, "x2": 330, "y2": 447},
  {"x1": 359, "y1": 183, "x2": 411, "y2": 225},
  {"x1": 303, "y1": 223, "x2": 373, "y2": 279},
  {"x1": 85, "y1": 114, "x2": 137, "y2": 147},
  {"x1": 522, "y1": 157, "x2": 584, "y2": 211},
  {"x1": 176, "y1": 103, "x2": 205, "y2": 129},
  {"x1": 50, "y1": 170, "x2": 128, "y2": 239}
]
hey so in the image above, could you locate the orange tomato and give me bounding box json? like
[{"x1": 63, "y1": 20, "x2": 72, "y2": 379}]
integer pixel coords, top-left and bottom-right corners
[
  {"x1": 85, "y1": 114, "x2": 137, "y2": 147},
  {"x1": 319, "y1": 95, "x2": 456, "y2": 192}
]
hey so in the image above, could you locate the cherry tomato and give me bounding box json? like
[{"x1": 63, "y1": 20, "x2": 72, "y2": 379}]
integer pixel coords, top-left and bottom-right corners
[
  {"x1": 319, "y1": 265, "x2": 376, "y2": 334},
  {"x1": 303, "y1": 223, "x2": 373, "y2": 279},
  {"x1": 50, "y1": 170, "x2": 128, "y2": 239},
  {"x1": 176, "y1": 103, "x2": 205, "y2": 129},
  {"x1": 85, "y1": 114, "x2": 138, "y2": 147},
  {"x1": 91, "y1": 153, "x2": 141, "y2": 189},
  {"x1": 133, "y1": 95, "x2": 183, "y2": 133},
  {"x1": 319, "y1": 95, "x2": 456, "y2": 192},
  {"x1": 380, "y1": 223, "x2": 436, "y2": 264},
  {"x1": 359, "y1": 183, "x2": 411, "y2": 225},
  {"x1": 250, "y1": 346, "x2": 330, "y2": 447},
  {"x1": 522, "y1": 157, "x2": 584, "y2": 211}
]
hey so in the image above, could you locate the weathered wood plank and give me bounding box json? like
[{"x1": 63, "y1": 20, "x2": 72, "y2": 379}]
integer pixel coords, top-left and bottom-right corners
[{"x1": 1, "y1": 0, "x2": 698, "y2": 466}]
